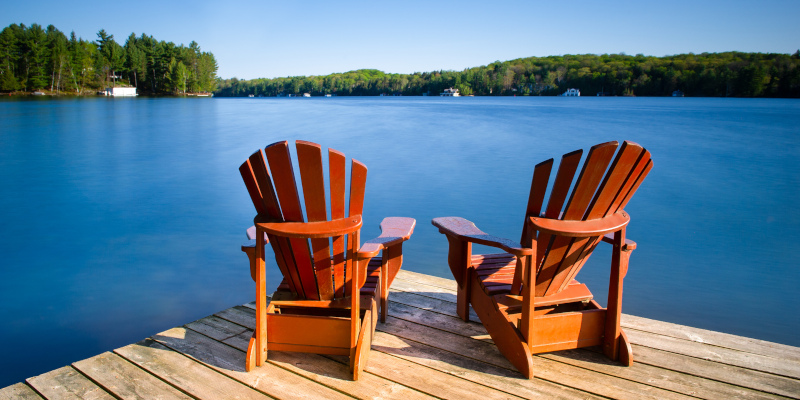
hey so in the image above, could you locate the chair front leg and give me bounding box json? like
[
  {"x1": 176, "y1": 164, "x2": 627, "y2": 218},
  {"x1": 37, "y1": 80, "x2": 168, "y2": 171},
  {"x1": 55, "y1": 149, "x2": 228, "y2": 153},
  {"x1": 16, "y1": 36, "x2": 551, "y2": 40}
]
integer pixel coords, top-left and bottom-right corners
[
  {"x1": 254, "y1": 227, "x2": 268, "y2": 368},
  {"x1": 446, "y1": 235, "x2": 473, "y2": 322},
  {"x1": 604, "y1": 228, "x2": 628, "y2": 361},
  {"x1": 379, "y1": 243, "x2": 403, "y2": 323}
]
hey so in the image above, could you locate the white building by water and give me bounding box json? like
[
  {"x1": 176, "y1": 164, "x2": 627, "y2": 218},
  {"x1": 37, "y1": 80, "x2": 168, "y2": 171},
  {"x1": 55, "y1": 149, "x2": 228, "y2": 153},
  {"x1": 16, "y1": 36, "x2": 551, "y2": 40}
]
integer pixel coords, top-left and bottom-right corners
[
  {"x1": 104, "y1": 87, "x2": 137, "y2": 97},
  {"x1": 440, "y1": 88, "x2": 460, "y2": 97},
  {"x1": 561, "y1": 88, "x2": 580, "y2": 97}
]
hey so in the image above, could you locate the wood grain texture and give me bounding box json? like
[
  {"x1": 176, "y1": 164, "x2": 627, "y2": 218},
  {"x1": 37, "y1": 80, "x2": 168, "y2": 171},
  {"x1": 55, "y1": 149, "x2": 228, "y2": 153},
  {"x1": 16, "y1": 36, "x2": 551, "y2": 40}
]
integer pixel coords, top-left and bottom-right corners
[
  {"x1": 329, "y1": 149, "x2": 347, "y2": 298},
  {"x1": 6, "y1": 270, "x2": 800, "y2": 400},
  {"x1": 621, "y1": 314, "x2": 800, "y2": 362},
  {"x1": 0, "y1": 383, "x2": 43, "y2": 400},
  {"x1": 153, "y1": 327, "x2": 352, "y2": 400},
  {"x1": 115, "y1": 339, "x2": 271, "y2": 400},
  {"x1": 264, "y1": 140, "x2": 318, "y2": 300},
  {"x1": 72, "y1": 352, "x2": 193, "y2": 400},
  {"x1": 432, "y1": 217, "x2": 532, "y2": 256},
  {"x1": 27, "y1": 366, "x2": 115, "y2": 400}
]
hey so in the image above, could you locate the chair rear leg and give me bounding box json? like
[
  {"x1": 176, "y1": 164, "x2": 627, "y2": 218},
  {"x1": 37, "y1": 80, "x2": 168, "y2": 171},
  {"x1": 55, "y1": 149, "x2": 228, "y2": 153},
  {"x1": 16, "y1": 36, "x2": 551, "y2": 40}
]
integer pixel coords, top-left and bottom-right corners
[
  {"x1": 380, "y1": 252, "x2": 388, "y2": 323},
  {"x1": 604, "y1": 233, "x2": 630, "y2": 361}
]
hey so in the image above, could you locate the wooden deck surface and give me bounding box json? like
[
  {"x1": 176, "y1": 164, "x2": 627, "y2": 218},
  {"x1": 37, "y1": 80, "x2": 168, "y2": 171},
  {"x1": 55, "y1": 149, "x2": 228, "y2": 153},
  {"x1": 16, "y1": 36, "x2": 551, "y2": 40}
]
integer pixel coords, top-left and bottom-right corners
[{"x1": 3, "y1": 270, "x2": 799, "y2": 399}]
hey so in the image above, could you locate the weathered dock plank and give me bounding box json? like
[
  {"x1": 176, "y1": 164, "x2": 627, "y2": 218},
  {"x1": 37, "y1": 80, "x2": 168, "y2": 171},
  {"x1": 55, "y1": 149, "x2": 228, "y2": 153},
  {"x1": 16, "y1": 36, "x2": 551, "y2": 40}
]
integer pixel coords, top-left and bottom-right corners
[
  {"x1": 372, "y1": 331, "x2": 601, "y2": 399},
  {"x1": 386, "y1": 287, "x2": 791, "y2": 400},
  {"x1": 621, "y1": 314, "x2": 800, "y2": 363},
  {"x1": 634, "y1": 344, "x2": 800, "y2": 398},
  {"x1": 380, "y1": 314, "x2": 690, "y2": 400},
  {"x1": 4, "y1": 268, "x2": 799, "y2": 400},
  {"x1": 72, "y1": 352, "x2": 192, "y2": 400},
  {"x1": 27, "y1": 366, "x2": 114, "y2": 400},
  {"x1": 151, "y1": 327, "x2": 354, "y2": 400},
  {"x1": 625, "y1": 328, "x2": 800, "y2": 379},
  {"x1": 542, "y1": 349, "x2": 791, "y2": 400},
  {"x1": 115, "y1": 339, "x2": 272, "y2": 400},
  {"x1": 192, "y1": 308, "x2": 435, "y2": 400},
  {"x1": 0, "y1": 383, "x2": 43, "y2": 400}
]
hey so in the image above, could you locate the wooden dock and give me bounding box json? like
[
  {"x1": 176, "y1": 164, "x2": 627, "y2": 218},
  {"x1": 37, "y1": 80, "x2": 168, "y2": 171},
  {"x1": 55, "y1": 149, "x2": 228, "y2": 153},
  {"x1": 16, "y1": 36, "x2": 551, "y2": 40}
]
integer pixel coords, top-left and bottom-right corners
[{"x1": 3, "y1": 270, "x2": 799, "y2": 399}]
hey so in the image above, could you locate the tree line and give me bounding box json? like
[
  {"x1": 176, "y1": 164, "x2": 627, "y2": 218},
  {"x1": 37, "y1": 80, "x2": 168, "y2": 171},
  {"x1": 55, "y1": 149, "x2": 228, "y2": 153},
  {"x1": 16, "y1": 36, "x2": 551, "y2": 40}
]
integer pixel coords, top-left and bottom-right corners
[
  {"x1": 0, "y1": 23, "x2": 218, "y2": 95},
  {"x1": 216, "y1": 51, "x2": 800, "y2": 98}
]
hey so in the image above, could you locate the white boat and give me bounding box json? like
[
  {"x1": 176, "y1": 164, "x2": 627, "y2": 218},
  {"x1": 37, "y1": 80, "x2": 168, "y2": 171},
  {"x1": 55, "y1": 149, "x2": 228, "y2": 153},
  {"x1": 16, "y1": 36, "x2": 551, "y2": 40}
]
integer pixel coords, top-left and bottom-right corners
[
  {"x1": 302, "y1": 93, "x2": 311, "y2": 97},
  {"x1": 440, "y1": 88, "x2": 460, "y2": 97}
]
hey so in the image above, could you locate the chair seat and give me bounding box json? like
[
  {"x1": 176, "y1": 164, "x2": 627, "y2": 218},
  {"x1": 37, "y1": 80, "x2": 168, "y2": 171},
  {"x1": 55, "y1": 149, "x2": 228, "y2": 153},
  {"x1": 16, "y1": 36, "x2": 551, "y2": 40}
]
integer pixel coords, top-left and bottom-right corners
[
  {"x1": 472, "y1": 253, "x2": 517, "y2": 295},
  {"x1": 473, "y1": 253, "x2": 594, "y2": 307},
  {"x1": 276, "y1": 258, "x2": 382, "y2": 298}
]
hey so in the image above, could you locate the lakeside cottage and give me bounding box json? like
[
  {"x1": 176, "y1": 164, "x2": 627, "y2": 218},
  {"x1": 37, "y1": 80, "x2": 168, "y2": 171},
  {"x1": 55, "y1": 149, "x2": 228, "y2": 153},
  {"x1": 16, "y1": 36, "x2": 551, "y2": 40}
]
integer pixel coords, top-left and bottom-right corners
[
  {"x1": 561, "y1": 88, "x2": 580, "y2": 96},
  {"x1": 440, "y1": 88, "x2": 460, "y2": 96},
  {"x1": 104, "y1": 87, "x2": 137, "y2": 97}
]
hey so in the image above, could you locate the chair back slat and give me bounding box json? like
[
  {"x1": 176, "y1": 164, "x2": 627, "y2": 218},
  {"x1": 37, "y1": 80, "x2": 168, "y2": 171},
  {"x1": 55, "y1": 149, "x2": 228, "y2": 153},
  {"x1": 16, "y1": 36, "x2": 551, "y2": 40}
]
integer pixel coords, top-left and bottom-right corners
[
  {"x1": 528, "y1": 141, "x2": 652, "y2": 298},
  {"x1": 550, "y1": 142, "x2": 642, "y2": 293},
  {"x1": 585, "y1": 141, "x2": 646, "y2": 220},
  {"x1": 329, "y1": 149, "x2": 348, "y2": 298},
  {"x1": 239, "y1": 158, "x2": 267, "y2": 216},
  {"x1": 535, "y1": 150, "x2": 583, "y2": 274},
  {"x1": 242, "y1": 151, "x2": 306, "y2": 296},
  {"x1": 513, "y1": 159, "x2": 553, "y2": 294},
  {"x1": 349, "y1": 159, "x2": 368, "y2": 216},
  {"x1": 543, "y1": 150, "x2": 583, "y2": 218},
  {"x1": 536, "y1": 142, "x2": 617, "y2": 296},
  {"x1": 561, "y1": 141, "x2": 619, "y2": 220},
  {"x1": 297, "y1": 141, "x2": 335, "y2": 300},
  {"x1": 243, "y1": 141, "x2": 371, "y2": 301},
  {"x1": 264, "y1": 141, "x2": 319, "y2": 300},
  {"x1": 615, "y1": 158, "x2": 653, "y2": 212},
  {"x1": 345, "y1": 160, "x2": 368, "y2": 291}
]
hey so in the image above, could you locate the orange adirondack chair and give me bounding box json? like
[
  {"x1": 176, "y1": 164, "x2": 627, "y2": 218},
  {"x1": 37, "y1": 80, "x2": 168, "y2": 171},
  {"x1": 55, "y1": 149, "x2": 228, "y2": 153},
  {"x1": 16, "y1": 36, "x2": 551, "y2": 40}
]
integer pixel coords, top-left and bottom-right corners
[
  {"x1": 432, "y1": 141, "x2": 652, "y2": 378},
  {"x1": 240, "y1": 140, "x2": 415, "y2": 380}
]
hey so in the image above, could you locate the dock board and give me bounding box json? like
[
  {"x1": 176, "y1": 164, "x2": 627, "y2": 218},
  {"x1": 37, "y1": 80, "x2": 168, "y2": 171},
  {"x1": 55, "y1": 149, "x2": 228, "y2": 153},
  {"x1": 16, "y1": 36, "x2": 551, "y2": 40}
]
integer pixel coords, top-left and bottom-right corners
[{"x1": 3, "y1": 270, "x2": 799, "y2": 399}]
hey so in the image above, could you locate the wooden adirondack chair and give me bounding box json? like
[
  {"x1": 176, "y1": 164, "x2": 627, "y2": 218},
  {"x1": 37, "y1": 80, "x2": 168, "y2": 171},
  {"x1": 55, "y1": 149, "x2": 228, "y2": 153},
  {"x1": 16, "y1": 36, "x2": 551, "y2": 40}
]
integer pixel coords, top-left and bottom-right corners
[
  {"x1": 432, "y1": 141, "x2": 652, "y2": 378},
  {"x1": 239, "y1": 140, "x2": 415, "y2": 380}
]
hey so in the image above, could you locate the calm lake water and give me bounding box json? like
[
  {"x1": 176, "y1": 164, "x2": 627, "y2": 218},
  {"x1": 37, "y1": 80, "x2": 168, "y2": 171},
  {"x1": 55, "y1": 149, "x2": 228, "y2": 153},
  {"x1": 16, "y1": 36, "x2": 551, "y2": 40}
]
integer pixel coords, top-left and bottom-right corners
[{"x1": 1, "y1": 96, "x2": 798, "y2": 386}]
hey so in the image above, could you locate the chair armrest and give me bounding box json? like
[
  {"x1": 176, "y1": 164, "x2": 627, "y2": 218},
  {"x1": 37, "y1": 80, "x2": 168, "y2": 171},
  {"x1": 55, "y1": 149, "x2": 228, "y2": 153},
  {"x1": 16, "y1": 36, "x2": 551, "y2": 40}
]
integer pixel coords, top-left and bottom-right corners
[
  {"x1": 357, "y1": 217, "x2": 416, "y2": 258},
  {"x1": 243, "y1": 226, "x2": 267, "y2": 251},
  {"x1": 528, "y1": 211, "x2": 630, "y2": 238},
  {"x1": 601, "y1": 234, "x2": 637, "y2": 251},
  {"x1": 431, "y1": 217, "x2": 532, "y2": 257},
  {"x1": 255, "y1": 215, "x2": 362, "y2": 239}
]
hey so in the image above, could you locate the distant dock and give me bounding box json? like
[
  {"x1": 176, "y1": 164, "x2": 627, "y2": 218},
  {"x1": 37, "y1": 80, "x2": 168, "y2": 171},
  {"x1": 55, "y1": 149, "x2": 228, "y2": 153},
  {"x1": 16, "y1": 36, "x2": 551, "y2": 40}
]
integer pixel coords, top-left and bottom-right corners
[{"x1": 3, "y1": 269, "x2": 799, "y2": 399}]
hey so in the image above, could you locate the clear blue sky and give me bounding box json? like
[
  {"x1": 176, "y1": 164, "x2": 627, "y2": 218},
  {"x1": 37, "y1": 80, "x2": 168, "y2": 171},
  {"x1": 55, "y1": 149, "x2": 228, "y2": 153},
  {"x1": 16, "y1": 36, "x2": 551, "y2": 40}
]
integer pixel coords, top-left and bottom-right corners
[{"x1": 4, "y1": 0, "x2": 799, "y2": 80}]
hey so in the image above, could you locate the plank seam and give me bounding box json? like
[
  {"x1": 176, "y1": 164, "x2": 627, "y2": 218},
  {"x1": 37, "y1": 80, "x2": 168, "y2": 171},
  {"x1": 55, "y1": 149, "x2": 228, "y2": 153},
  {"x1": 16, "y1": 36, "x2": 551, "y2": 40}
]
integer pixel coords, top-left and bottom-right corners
[
  {"x1": 19, "y1": 382, "x2": 48, "y2": 400},
  {"x1": 180, "y1": 324, "x2": 369, "y2": 399},
  {"x1": 623, "y1": 326, "x2": 800, "y2": 365},
  {"x1": 393, "y1": 275, "x2": 458, "y2": 291},
  {"x1": 594, "y1": 345, "x2": 800, "y2": 399},
  {"x1": 369, "y1": 337, "x2": 608, "y2": 400},
  {"x1": 71, "y1": 355, "x2": 171, "y2": 400}
]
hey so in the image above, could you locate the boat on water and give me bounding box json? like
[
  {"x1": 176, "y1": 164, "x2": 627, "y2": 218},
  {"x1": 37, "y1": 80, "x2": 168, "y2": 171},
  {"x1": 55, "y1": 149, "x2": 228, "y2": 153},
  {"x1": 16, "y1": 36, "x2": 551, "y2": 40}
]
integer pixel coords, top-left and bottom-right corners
[{"x1": 440, "y1": 88, "x2": 460, "y2": 97}]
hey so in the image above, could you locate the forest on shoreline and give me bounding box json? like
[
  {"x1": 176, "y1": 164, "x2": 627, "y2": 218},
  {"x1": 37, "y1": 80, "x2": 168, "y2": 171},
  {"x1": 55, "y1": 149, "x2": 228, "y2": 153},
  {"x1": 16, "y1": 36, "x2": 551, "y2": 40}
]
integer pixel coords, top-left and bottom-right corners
[
  {"x1": 0, "y1": 23, "x2": 218, "y2": 95},
  {"x1": 216, "y1": 51, "x2": 800, "y2": 98}
]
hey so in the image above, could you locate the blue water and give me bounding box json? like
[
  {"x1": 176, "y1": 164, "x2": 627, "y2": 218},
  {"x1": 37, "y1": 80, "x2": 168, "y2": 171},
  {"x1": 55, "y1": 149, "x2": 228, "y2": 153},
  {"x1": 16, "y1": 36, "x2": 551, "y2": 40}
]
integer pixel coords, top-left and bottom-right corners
[{"x1": 0, "y1": 96, "x2": 798, "y2": 387}]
